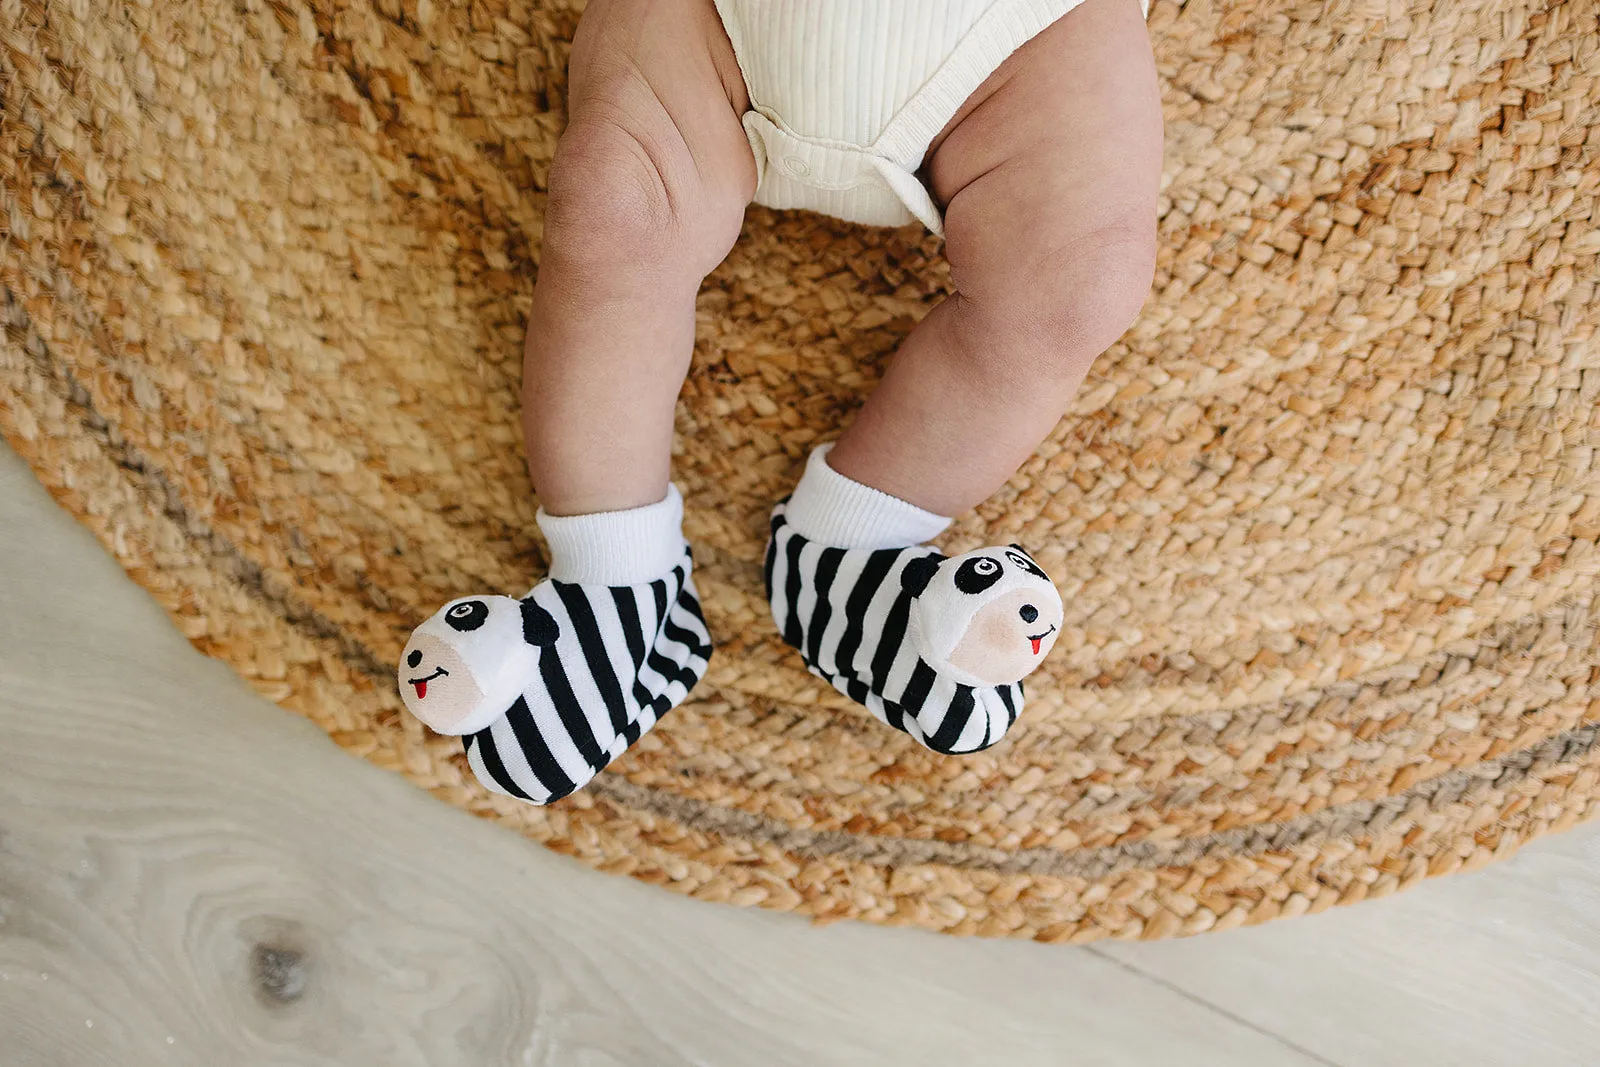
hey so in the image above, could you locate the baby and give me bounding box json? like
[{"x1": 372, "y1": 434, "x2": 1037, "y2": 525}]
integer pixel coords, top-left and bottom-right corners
[{"x1": 397, "y1": 0, "x2": 1163, "y2": 803}]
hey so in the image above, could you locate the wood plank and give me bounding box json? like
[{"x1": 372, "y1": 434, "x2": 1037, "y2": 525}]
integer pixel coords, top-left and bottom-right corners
[
  {"x1": 1096, "y1": 822, "x2": 1600, "y2": 1067},
  {"x1": 0, "y1": 443, "x2": 1320, "y2": 1066}
]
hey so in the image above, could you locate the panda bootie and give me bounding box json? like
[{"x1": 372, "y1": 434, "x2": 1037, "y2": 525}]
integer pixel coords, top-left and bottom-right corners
[
  {"x1": 398, "y1": 485, "x2": 712, "y2": 804},
  {"x1": 765, "y1": 445, "x2": 1062, "y2": 754}
]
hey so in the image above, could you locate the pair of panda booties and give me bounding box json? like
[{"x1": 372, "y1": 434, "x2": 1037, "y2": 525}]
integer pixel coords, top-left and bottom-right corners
[{"x1": 398, "y1": 499, "x2": 1063, "y2": 804}]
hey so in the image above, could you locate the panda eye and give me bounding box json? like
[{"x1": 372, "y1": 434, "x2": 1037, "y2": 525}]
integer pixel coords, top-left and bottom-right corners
[
  {"x1": 954, "y1": 555, "x2": 1006, "y2": 594},
  {"x1": 1005, "y1": 549, "x2": 1047, "y2": 579},
  {"x1": 444, "y1": 600, "x2": 489, "y2": 632}
]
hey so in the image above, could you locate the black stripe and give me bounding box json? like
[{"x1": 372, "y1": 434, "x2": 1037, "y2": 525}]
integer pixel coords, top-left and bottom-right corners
[
  {"x1": 650, "y1": 578, "x2": 670, "y2": 641},
  {"x1": 782, "y1": 532, "x2": 805, "y2": 650},
  {"x1": 805, "y1": 547, "x2": 846, "y2": 669},
  {"x1": 763, "y1": 517, "x2": 783, "y2": 601},
  {"x1": 878, "y1": 657, "x2": 933, "y2": 735},
  {"x1": 646, "y1": 585, "x2": 704, "y2": 692},
  {"x1": 463, "y1": 733, "x2": 536, "y2": 802},
  {"x1": 679, "y1": 584, "x2": 715, "y2": 652},
  {"x1": 647, "y1": 641, "x2": 702, "y2": 692},
  {"x1": 667, "y1": 587, "x2": 715, "y2": 659},
  {"x1": 998, "y1": 684, "x2": 1018, "y2": 727},
  {"x1": 663, "y1": 612, "x2": 712, "y2": 662},
  {"x1": 536, "y1": 638, "x2": 608, "y2": 771},
  {"x1": 831, "y1": 548, "x2": 899, "y2": 686},
  {"x1": 612, "y1": 587, "x2": 658, "y2": 744},
  {"x1": 927, "y1": 685, "x2": 976, "y2": 754},
  {"x1": 869, "y1": 590, "x2": 913, "y2": 692},
  {"x1": 612, "y1": 587, "x2": 649, "y2": 671},
  {"x1": 880, "y1": 696, "x2": 907, "y2": 733},
  {"x1": 898, "y1": 660, "x2": 937, "y2": 714},
  {"x1": 556, "y1": 582, "x2": 630, "y2": 740},
  {"x1": 500, "y1": 695, "x2": 577, "y2": 796}
]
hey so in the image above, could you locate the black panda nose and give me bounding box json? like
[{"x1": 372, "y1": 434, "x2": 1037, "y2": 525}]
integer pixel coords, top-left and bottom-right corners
[
  {"x1": 407, "y1": 649, "x2": 423, "y2": 668},
  {"x1": 1019, "y1": 604, "x2": 1038, "y2": 623}
]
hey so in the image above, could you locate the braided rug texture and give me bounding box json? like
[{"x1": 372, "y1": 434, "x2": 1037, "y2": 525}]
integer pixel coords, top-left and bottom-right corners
[{"x1": 4, "y1": 0, "x2": 1600, "y2": 941}]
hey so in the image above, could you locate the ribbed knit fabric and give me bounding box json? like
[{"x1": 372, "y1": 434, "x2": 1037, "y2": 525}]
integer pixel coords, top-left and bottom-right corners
[
  {"x1": 712, "y1": 0, "x2": 1099, "y2": 234},
  {"x1": 783, "y1": 442, "x2": 952, "y2": 550},
  {"x1": 538, "y1": 484, "x2": 687, "y2": 586}
]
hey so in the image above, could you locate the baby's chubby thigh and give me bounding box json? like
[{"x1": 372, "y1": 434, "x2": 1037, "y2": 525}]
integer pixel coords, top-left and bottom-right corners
[
  {"x1": 541, "y1": 0, "x2": 756, "y2": 294},
  {"x1": 927, "y1": 0, "x2": 1164, "y2": 394}
]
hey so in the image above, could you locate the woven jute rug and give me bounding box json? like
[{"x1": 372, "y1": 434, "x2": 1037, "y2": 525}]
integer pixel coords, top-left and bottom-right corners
[{"x1": 4, "y1": 0, "x2": 1599, "y2": 941}]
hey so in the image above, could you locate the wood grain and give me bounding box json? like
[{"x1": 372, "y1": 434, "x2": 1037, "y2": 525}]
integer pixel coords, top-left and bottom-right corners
[
  {"x1": 1098, "y1": 825, "x2": 1600, "y2": 1067},
  {"x1": 0, "y1": 443, "x2": 1321, "y2": 1066},
  {"x1": 5, "y1": 434, "x2": 1600, "y2": 1066}
]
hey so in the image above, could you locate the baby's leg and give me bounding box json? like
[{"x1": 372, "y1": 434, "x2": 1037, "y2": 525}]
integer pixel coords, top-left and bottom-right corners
[
  {"x1": 825, "y1": 0, "x2": 1162, "y2": 517},
  {"x1": 398, "y1": 0, "x2": 754, "y2": 804},
  {"x1": 522, "y1": 0, "x2": 754, "y2": 516},
  {"x1": 765, "y1": 0, "x2": 1159, "y2": 752}
]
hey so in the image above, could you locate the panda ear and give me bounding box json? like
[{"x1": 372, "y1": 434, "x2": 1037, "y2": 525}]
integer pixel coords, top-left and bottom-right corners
[
  {"x1": 520, "y1": 598, "x2": 560, "y2": 647},
  {"x1": 900, "y1": 554, "x2": 942, "y2": 598}
]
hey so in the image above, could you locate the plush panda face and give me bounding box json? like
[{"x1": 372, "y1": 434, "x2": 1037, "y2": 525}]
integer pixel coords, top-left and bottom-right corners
[
  {"x1": 398, "y1": 594, "x2": 560, "y2": 736},
  {"x1": 907, "y1": 545, "x2": 1063, "y2": 687}
]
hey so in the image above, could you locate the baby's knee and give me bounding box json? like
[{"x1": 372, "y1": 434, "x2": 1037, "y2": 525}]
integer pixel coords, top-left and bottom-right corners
[
  {"x1": 951, "y1": 213, "x2": 1155, "y2": 385},
  {"x1": 1047, "y1": 220, "x2": 1157, "y2": 358},
  {"x1": 542, "y1": 111, "x2": 748, "y2": 283}
]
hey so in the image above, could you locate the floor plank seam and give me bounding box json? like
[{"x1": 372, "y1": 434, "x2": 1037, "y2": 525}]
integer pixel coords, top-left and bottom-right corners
[{"x1": 1084, "y1": 946, "x2": 1346, "y2": 1067}]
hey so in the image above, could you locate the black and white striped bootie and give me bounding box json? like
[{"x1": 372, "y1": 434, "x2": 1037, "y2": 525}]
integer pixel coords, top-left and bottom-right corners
[
  {"x1": 398, "y1": 485, "x2": 712, "y2": 804},
  {"x1": 765, "y1": 444, "x2": 1062, "y2": 754}
]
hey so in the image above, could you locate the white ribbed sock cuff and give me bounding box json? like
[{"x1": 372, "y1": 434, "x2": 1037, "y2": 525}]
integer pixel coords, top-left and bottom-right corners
[
  {"x1": 783, "y1": 443, "x2": 952, "y2": 550},
  {"x1": 538, "y1": 484, "x2": 687, "y2": 586}
]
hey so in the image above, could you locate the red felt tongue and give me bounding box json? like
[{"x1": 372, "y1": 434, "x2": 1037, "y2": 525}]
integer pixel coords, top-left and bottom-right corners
[
  {"x1": 414, "y1": 680, "x2": 428, "y2": 699},
  {"x1": 1031, "y1": 637, "x2": 1042, "y2": 655}
]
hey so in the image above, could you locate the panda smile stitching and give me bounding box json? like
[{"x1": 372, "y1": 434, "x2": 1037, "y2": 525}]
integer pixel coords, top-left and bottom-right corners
[
  {"x1": 1026, "y1": 625, "x2": 1057, "y2": 655},
  {"x1": 407, "y1": 666, "x2": 448, "y2": 698}
]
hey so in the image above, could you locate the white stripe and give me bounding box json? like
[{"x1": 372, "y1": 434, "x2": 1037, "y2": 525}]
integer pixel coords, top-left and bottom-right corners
[
  {"x1": 520, "y1": 683, "x2": 594, "y2": 787},
  {"x1": 679, "y1": 572, "x2": 713, "y2": 646},
  {"x1": 669, "y1": 599, "x2": 712, "y2": 674},
  {"x1": 813, "y1": 549, "x2": 871, "y2": 677},
  {"x1": 879, "y1": 621, "x2": 922, "y2": 708},
  {"x1": 655, "y1": 600, "x2": 708, "y2": 707},
  {"x1": 913, "y1": 672, "x2": 961, "y2": 745},
  {"x1": 552, "y1": 612, "x2": 623, "y2": 756},
  {"x1": 486, "y1": 714, "x2": 557, "y2": 802},
  {"x1": 846, "y1": 682, "x2": 896, "y2": 733},
  {"x1": 465, "y1": 739, "x2": 516, "y2": 798},
  {"x1": 767, "y1": 523, "x2": 797, "y2": 633},
  {"x1": 588, "y1": 589, "x2": 651, "y2": 732},
  {"x1": 841, "y1": 555, "x2": 906, "y2": 680},
  {"x1": 639, "y1": 573, "x2": 703, "y2": 730},
  {"x1": 950, "y1": 697, "x2": 990, "y2": 753},
  {"x1": 532, "y1": 584, "x2": 616, "y2": 759},
  {"x1": 630, "y1": 583, "x2": 673, "y2": 732},
  {"x1": 791, "y1": 537, "x2": 822, "y2": 646},
  {"x1": 982, "y1": 688, "x2": 1013, "y2": 745}
]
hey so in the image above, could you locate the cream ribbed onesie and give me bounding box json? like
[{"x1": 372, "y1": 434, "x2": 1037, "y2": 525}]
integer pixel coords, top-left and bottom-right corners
[{"x1": 712, "y1": 0, "x2": 1141, "y2": 235}]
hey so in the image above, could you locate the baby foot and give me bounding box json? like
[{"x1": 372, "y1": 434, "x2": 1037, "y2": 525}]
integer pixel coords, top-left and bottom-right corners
[
  {"x1": 399, "y1": 545, "x2": 713, "y2": 804},
  {"x1": 765, "y1": 501, "x2": 1062, "y2": 754}
]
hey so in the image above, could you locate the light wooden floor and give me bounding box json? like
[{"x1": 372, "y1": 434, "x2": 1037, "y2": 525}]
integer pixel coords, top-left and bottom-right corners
[{"x1": 3, "y1": 440, "x2": 1598, "y2": 1067}]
